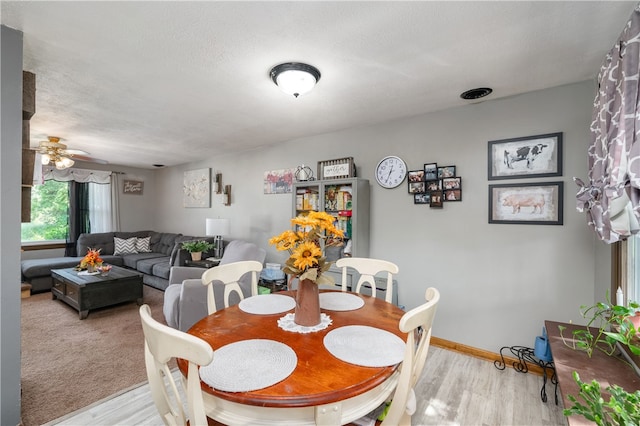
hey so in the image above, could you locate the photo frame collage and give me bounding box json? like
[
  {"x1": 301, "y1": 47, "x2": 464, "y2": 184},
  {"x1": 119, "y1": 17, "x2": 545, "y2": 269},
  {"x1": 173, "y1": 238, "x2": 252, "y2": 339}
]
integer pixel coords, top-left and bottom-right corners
[{"x1": 409, "y1": 163, "x2": 462, "y2": 207}]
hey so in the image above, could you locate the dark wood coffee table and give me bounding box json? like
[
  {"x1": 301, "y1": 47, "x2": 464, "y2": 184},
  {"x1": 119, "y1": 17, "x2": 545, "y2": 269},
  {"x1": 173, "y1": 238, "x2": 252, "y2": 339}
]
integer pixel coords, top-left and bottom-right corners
[{"x1": 51, "y1": 266, "x2": 143, "y2": 319}]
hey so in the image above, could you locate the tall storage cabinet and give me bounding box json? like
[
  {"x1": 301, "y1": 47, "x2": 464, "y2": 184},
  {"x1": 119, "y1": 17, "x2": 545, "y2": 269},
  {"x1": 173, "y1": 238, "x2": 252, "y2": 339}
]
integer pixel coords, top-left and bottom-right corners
[{"x1": 292, "y1": 178, "x2": 370, "y2": 261}]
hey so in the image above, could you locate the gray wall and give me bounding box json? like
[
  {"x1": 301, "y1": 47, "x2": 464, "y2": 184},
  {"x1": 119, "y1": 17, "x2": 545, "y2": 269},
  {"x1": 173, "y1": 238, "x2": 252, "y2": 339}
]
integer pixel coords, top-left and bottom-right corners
[
  {"x1": 155, "y1": 80, "x2": 606, "y2": 352},
  {"x1": 1, "y1": 25, "x2": 23, "y2": 426}
]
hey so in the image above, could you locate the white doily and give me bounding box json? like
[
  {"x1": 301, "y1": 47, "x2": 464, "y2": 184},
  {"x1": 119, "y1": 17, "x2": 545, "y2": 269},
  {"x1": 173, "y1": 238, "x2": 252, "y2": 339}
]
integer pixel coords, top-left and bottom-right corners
[
  {"x1": 319, "y1": 292, "x2": 364, "y2": 311},
  {"x1": 77, "y1": 270, "x2": 100, "y2": 276},
  {"x1": 323, "y1": 325, "x2": 405, "y2": 367},
  {"x1": 277, "y1": 313, "x2": 332, "y2": 334},
  {"x1": 199, "y1": 339, "x2": 297, "y2": 392},
  {"x1": 239, "y1": 294, "x2": 296, "y2": 315}
]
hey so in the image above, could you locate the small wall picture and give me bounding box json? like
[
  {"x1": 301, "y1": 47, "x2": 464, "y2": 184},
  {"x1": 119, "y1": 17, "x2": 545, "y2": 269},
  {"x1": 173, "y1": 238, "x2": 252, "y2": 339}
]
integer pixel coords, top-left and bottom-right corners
[
  {"x1": 488, "y1": 132, "x2": 562, "y2": 180},
  {"x1": 426, "y1": 180, "x2": 441, "y2": 191},
  {"x1": 489, "y1": 181, "x2": 563, "y2": 225},
  {"x1": 408, "y1": 181, "x2": 426, "y2": 194},
  {"x1": 414, "y1": 193, "x2": 430, "y2": 204},
  {"x1": 424, "y1": 163, "x2": 438, "y2": 180},
  {"x1": 430, "y1": 191, "x2": 444, "y2": 207},
  {"x1": 445, "y1": 189, "x2": 462, "y2": 201},
  {"x1": 442, "y1": 177, "x2": 461, "y2": 190},
  {"x1": 408, "y1": 170, "x2": 425, "y2": 182},
  {"x1": 438, "y1": 165, "x2": 456, "y2": 179},
  {"x1": 123, "y1": 180, "x2": 143, "y2": 195}
]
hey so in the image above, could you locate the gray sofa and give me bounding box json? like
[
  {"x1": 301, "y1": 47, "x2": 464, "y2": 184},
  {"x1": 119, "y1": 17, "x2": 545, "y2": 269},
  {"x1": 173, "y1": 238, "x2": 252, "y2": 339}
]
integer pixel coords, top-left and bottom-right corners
[{"x1": 21, "y1": 230, "x2": 217, "y2": 293}]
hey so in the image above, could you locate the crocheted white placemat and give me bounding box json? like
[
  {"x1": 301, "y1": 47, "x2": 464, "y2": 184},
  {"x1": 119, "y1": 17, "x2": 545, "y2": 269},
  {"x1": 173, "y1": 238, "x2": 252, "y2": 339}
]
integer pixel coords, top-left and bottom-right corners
[
  {"x1": 277, "y1": 313, "x2": 333, "y2": 334},
  {"x1": 199, "y1": 339, "x2": 297, "y2": 392},
  {"x1": 77, "y1": 270, "x2": 100, "y2": 276},
  {"x1": 323, "y1": 325, "x2": 405, "y2": 367},
  {"x1": 319, "y1": 292, "x2": 364, "y2": 311},
  {"x1": 239, "y1": 294, "x2": 296, "y2": 315}
]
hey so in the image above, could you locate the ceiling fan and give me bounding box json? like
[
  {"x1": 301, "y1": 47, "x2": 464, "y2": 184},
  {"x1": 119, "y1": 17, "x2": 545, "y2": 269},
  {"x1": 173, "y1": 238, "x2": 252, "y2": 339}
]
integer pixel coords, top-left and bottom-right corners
[{"x1": 36, "y1": 136, "x2": 107, "y2": 169}]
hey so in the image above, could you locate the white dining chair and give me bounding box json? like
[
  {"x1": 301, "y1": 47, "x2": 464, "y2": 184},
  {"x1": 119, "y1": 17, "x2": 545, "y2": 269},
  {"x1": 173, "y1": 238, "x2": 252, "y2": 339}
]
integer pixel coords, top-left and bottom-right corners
[
  {"x1": 139, "y1": 304, "x2": 214, "y2": 426},
  {"x1": 335, "y1": 257, "x2": 399, "y2": 303},
  {"x1": 382, "y1": 287, "x2": 440, "y2": 426},
  {"x1": 201, "y1": 260, "x2": 263, "y2": 315}
]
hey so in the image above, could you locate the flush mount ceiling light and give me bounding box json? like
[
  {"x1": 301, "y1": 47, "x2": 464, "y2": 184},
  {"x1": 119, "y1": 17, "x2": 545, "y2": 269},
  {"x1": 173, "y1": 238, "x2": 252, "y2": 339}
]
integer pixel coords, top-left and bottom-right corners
[
  {"x1": 270, "y1": 62, "x2": 321, "y2": 98},
  {"x1": 460, "y1": 87, "x2": 493, "y2": 100}
]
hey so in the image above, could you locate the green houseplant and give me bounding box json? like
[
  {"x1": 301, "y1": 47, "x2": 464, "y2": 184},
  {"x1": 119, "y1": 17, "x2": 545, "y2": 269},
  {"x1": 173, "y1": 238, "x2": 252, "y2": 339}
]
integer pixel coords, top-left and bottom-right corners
[
  {"x1": 560, "y1": 298, "x2": 640, "y2": 425},
  {"x1": 181, "y1": 240, "x2": 215, "y2": 261}
]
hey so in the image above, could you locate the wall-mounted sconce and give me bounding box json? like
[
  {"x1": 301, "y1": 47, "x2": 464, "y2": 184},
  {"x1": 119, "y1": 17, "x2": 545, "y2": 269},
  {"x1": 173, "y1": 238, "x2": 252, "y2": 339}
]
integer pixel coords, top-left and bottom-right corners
[
  {"x1": 223, "y1": 184, "x2": 231, "y2": 206},
  {"x1": 214, "y1": 172, "x2": 222, "y2": 194}
]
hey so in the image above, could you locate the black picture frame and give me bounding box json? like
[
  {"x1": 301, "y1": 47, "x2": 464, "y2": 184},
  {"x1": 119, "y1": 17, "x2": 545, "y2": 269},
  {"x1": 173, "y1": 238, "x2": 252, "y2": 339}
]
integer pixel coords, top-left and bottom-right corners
[
  {"x1": 408, "y1": 181, "x2": 426, "y2": 194},
  {"x1": 430, "y1": 191, "x2": 443, "y2": 208},
  {"x1": 408, "y1": 170, "x2": 425, "y2": 183},
  {"x1": 488, "y1": 181, "x2": 563, "y2": 225},
  {"x1": 414, "y1": 193, "x2": 430, "y2": 204},
  {"x1": 488, "y1": 132, "x2": 563, "y2": 180},
  {"x1": 423, "y1": 163, "x2": 438, "y2": 180},
  {"x1": 437, "y1": 165, "x2": 456, "y2": 179},
  {"x1": 442, "y1": 177, "x2": 461, "y2": 190},
  {"x1": 444, "y1": 189, "x2": 462, "y2": 201},
  {"x1": 426, "y1": 180, "x2": 441, "y2": 192}
]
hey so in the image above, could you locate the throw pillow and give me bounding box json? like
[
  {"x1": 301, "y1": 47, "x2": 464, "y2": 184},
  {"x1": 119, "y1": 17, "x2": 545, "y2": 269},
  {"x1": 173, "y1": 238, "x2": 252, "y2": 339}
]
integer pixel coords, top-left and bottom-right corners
[
  {"x1": 136, "y1": 236, "x2": 152, "y2": 253},
  {"x1": 113, "y1": 237, "x2": 138, "y2": 255}
]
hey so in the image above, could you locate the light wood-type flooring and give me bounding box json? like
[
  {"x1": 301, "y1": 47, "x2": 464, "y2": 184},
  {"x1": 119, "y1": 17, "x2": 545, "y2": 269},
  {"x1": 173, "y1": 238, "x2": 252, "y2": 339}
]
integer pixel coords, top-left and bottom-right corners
[{"x1": 45, "y1": 346, "x2": 566, "y2": 426}]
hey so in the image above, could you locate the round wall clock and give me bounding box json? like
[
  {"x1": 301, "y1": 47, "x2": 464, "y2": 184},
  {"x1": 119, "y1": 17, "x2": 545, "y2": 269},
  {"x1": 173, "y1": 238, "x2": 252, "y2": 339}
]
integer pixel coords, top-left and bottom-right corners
[{"x1": 375, "y1": 156, "x2": 407, "y2": 189}]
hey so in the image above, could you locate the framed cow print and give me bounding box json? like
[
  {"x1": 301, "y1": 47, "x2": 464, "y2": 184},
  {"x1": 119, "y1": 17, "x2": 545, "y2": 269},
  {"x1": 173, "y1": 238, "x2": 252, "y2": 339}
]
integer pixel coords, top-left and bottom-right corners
[
  {"x1": 488, "y1": 181, "x2": 563, "y2": 225},
  {"x1": 487, "y1": 132, "x2": 562, "y2": 180}
]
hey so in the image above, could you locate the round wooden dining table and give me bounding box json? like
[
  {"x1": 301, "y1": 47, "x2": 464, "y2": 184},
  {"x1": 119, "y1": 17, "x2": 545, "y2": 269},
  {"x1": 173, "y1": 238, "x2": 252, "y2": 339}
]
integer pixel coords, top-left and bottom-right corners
[{"x1": 179, "y1": 290, "x2": 406, "y2": 426}]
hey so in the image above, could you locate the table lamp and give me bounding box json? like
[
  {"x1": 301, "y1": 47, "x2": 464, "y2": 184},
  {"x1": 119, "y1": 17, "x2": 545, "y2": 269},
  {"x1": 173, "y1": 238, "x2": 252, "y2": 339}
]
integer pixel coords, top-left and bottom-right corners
[{"x1": 206, "y1": 218, "x2": 229, "y2": 259}]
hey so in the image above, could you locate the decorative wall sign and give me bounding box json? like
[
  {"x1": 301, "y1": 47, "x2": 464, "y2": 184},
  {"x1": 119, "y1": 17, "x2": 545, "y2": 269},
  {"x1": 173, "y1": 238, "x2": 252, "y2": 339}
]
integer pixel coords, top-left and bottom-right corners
[
  {"x1": 489, "y1": 181, "x2": 563, "y2": 225},
  {"x1": 488, "y1": 132, "x2": 563, "y2": 180},
  {"x1": 183, "y1": 168, "x2": 211, "y2": 208},
  {"x1": 317, "y1": 157, "x2": 355, "y2": 180},
  {"x1": 123, "y1": 180, "x2": 144, "y2": 195},
  {"x1": 264, "y1": 168, "x2": 295, "y2": 194}
]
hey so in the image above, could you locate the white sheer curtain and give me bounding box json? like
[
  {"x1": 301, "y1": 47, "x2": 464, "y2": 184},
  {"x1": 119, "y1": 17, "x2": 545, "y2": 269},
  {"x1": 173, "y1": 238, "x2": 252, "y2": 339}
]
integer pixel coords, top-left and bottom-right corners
[{"x1": 88, "y1": 183, "x2": 112, "y2": 233}]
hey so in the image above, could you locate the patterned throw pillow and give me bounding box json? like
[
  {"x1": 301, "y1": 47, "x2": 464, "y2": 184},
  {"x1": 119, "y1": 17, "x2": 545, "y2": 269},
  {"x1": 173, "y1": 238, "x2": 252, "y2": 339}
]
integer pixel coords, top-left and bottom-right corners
[
  {"x1": 113, "y1": 237, "x2": 138, "y2": 255},
  {"x1": 136, "y1": 236, "x2": 152, "y2": 253}
]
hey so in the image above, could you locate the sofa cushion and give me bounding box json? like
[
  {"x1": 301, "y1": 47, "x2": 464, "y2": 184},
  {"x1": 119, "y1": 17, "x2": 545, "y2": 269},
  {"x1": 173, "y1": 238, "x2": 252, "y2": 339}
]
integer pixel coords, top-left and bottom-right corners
[
  {"x1": 77, "y1": 232, "x2": 116, "y2": 256},
  {"x1": 135, "y1": 256, "x2": 169, "y2": 275},
  {"x1": 114, "y1": 237, "x2": 138, "y2": 255},
  {"x1": 151, "y1": 233, "x2": 182, "y2": 256},
  {"x1": 151, "y1": 260, "x2": 172, "y2": 280},
  {"x1": 121, "y1": 252, "x2": 166, "y2": 270}
]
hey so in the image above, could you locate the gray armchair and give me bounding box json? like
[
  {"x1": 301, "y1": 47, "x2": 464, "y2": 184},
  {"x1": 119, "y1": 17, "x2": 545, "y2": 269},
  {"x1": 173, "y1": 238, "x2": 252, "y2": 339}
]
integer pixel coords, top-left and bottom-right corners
[{"x1": 162, "y1": 240, "x2": 267, "y2": 331}]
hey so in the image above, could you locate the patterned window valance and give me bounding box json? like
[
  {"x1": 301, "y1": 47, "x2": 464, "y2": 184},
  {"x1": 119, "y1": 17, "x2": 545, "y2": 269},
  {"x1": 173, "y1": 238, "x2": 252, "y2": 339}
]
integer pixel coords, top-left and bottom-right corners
[
  {"x1": 42, "y1": 166, "x2": 112, "y2": 184},
  {"x1": 577, "y1": 5, "x2": 640, "y2": 243}
]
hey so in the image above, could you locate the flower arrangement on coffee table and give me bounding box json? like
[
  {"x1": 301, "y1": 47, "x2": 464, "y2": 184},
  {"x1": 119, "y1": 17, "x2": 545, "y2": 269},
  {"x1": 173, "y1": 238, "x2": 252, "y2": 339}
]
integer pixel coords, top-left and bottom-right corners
[{"x1": 76, "y1": 247, "x2": 103, "y2": 272}]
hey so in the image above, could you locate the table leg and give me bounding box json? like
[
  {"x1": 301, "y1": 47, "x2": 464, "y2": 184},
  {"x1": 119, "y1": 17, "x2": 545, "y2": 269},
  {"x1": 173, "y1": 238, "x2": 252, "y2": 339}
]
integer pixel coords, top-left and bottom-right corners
[
  {"x1": 314, "y1": 402, "x2": 342, "y2": 425},
  {"x1": 136, "y1": 297, "x2": 143, "y2": 306},
  {"x1": 79, "y1": 310, "x2": 88, "y2": 320}
]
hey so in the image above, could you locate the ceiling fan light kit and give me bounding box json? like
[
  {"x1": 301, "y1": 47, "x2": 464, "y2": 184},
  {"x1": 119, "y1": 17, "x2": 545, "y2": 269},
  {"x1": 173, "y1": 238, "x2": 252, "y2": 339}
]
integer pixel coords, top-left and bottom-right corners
[
  {"x1": 270, "y1": 62, "x2": 321, "y2": 98},
  {"x1": 36, "y1": 135, "x2": 104, "y2": 169}
]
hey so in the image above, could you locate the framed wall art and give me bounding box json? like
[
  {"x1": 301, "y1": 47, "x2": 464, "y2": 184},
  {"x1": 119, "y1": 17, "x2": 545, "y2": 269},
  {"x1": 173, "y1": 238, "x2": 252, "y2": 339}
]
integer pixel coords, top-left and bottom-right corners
[
  {"x1": 408, "y1": 170, "x2": 425, "y2": 183},
  {"x1": 437, "y1": 165, "x2": 456, "y2": 179},
  {"x1": 488, "y1": 132, "x2": 563, "y2": 180},
  {"x1": 264, "y1": 168, "x2": 294, "y2": 194},
  {"x1": 423, "y1": 163, "x2": 438, "y2": 180},
  {"x1": 408, "y1": 181, "x2": 426, "y2": 194},
  {"x1": 414, "y1": 193, "x2": 430, "y2": 205},
  {"x1": 183, "y1": 168, "x2": 211, "y2": 208},
  {"x1": 430, "y1": 191, "x2": 444, "y2": 208},
  {"x1": 488, "y1": 181, "x2": 563, "y2": 225},
  {"x1": 122, "y1": 180, "x2": 143, "y2": 195}
]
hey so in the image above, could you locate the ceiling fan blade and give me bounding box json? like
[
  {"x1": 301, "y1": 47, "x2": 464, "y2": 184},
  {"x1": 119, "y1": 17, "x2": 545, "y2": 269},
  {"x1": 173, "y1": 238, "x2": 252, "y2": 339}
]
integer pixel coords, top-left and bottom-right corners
[
  {"x1": 71, "y1": 154, "x2": 109, "y2": 165},
  {"x1": 64, "y1": 148, "x2": 91, "y2": 156}
]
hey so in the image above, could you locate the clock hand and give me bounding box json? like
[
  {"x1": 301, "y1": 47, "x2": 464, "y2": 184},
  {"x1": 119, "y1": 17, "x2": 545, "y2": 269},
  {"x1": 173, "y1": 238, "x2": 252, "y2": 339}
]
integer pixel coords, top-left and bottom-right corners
[{"x1": 385, "y1": 166, "x2": 394, "y2": 182}]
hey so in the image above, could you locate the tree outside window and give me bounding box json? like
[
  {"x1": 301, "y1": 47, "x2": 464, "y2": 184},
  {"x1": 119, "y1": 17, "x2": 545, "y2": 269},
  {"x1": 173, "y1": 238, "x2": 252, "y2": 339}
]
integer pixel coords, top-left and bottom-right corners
[{"x1": 21, "y1": 180, "x2": 69, "y2": 242}]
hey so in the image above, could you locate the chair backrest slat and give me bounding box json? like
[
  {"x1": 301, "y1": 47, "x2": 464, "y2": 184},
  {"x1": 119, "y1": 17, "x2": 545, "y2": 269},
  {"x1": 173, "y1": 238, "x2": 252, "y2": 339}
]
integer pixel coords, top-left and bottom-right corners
[
  {"x1": 335, "y1": 257, "x2": 399, "y2": 303},
  {"x1": 201, "y1": 260, "x2": 263, "y2": 314}
]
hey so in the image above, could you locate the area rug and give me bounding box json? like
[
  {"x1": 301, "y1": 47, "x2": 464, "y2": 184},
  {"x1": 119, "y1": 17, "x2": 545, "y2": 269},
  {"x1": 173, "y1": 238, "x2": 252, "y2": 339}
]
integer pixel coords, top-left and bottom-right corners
[{"x1": 21, "y1": 285, "x2": 168, "y2": 426}]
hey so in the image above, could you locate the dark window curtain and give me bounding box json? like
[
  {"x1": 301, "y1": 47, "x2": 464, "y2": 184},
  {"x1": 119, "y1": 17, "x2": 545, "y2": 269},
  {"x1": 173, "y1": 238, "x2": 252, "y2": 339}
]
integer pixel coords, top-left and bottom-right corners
[{"x1": 65, "y1": 181, "x2": 91, "y2": 256}]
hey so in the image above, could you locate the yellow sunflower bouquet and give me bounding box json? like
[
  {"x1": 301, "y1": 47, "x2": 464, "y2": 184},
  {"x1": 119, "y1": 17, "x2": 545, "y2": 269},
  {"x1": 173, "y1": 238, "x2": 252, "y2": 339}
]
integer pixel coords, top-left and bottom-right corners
[{"x1": 269, "y1": 211, "x2": 344, "y2": 285}]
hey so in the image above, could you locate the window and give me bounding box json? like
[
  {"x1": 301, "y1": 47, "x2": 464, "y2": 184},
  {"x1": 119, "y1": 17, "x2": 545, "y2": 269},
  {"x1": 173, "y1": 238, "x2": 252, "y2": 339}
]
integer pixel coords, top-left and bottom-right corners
[
  {"x1": 627, "y1": 236, "x2": 640, "y2": 304},
  {"x1": 21, "y1": 180, "x2": 69, "y2": 242}
]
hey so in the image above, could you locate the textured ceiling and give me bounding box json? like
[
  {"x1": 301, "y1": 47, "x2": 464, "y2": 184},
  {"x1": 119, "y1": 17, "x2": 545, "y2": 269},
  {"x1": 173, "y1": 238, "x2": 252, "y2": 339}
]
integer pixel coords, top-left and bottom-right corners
[{"x1": 2, "y1": 1, "x2": 637, "y2": 169}]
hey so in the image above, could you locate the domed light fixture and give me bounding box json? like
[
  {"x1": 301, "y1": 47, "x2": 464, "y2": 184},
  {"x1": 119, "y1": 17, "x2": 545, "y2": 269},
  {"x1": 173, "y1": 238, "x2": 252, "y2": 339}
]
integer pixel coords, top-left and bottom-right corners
[{"x1": 270, "y1": 62, "x2": 321, "y2": 98}]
